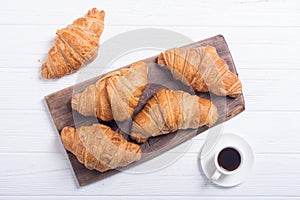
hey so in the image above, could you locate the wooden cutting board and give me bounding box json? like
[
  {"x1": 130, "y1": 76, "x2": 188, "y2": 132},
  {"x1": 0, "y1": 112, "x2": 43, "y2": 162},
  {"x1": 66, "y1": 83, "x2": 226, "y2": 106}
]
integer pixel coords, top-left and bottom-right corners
[{"x1": 45, "y1": 35, "x2": 245, "y2": 186}]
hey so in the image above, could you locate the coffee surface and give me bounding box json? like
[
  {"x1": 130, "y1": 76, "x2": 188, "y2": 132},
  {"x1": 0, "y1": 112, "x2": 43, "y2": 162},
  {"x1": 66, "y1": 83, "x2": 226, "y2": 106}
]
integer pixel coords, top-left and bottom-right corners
[{"x1": 217, "y1": 147, "x2": 241, "y2": 171}]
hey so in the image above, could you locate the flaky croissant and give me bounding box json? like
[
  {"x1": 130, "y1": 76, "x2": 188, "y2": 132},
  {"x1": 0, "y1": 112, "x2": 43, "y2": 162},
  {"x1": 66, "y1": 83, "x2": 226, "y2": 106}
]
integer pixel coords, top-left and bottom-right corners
[
  {"x1": 41, "y1": 8, "x2": 105, "y2": 79},
  {"x1": 61, "y1": 124, "x2": 142, "y2": 172},
  {"x1": 157, "y1": 46, "x2": 242, "y2": 98},
  {"x1": 130, "y1": 89, "x2": 218, "y2": 143},
  {"x1": 71, "y1": 61, "x2": 148, "y2": 122}
]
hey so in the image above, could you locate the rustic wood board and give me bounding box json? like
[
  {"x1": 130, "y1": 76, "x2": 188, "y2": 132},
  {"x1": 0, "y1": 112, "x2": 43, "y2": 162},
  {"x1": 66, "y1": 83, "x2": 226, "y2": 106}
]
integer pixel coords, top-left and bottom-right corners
[{"x1": 45, "y1": 35, "x2": 245, "y2": 186}]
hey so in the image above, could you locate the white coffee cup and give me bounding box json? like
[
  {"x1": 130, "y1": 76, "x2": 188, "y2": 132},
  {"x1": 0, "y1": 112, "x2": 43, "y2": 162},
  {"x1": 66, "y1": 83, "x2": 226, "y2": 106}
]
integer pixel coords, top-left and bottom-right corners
[{"x1": 211, "y1": 146, "x2": 244, "y2": 181}]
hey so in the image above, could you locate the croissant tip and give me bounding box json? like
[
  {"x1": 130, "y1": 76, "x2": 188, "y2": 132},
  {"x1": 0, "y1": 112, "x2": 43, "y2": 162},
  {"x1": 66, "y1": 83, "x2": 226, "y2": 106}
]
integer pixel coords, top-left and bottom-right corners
[
  {"x1": 208, "y1": 104, "x2": 219, "y2": 127},
  {"x1": 70, "y1": 94, "x2": 80, "y2": 110},
  {"x1": 61, "y1": 126, "x2": 76, "y2": 150},
  {"x1": 100, "y1": 10, "x2": 105, "y2": 18},
  {"x1": 157, "y1": 53, "x2": 166, "y2": 66},
  {"x1": 228, "y1": 79, "x2": 243, "y2": 98},
  {"x1": 88, "y1": 8, "x2": 105, "y2": 19},
  {"x1": 130, "y1": 134, "x2": 147, "y2": 143},
  {"x1": 228, "y1": 92, "x2": 242, "y2": 98},
  {"x1": 136, "y1": 148, "x2": 143, "y2": 160},
  {"x1": 41, "y1": 64, "x2": 51, "y2": 79},
  {"x1": 61, "y1": 126, "x2": 74, "y2": 134}
]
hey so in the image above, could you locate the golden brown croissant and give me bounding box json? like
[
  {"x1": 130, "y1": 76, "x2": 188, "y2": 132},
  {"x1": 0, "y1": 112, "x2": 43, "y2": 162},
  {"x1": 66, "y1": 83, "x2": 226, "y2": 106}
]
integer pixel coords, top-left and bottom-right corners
[
  {"x1": 61, "y1": 124, "x2": 142, "y2": 172},
  {"x1": 41, "y1": 8, "x2": 105, "y2": 79},
  {"x1": 157, "y1": 46, "x2": 242, "y2": 98},
  {"x1": 71, "y1": 61, "x2": 148, "y2": 122},
  {"x1": 130, "y1": 89, "x2": 218, "y2": 143}
]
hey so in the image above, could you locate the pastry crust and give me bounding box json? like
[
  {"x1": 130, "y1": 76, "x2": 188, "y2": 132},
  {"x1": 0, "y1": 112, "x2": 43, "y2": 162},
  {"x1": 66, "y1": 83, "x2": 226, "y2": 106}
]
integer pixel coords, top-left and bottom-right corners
[
  {"x1": 41, "y1": 8, "x2": 105, "y2": 79},
  {"x1": 71, "y1": 61, "x2": 148, "y2": 122},
  {"x1": 130, "y1": 89, "x2": 218, "y2": 143},
  {"x1": 158, "y1": 46, "x2": 242, "y2": 98},
  {"x1": 61, "y1": 124, "x2": 142, "y2": 172}
]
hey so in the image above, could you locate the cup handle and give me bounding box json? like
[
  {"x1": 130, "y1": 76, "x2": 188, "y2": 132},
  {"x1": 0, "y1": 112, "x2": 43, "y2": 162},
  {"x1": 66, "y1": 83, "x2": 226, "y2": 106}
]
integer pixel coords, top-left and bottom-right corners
[{"x1": 211, "y1": 169, "x2": 222, "y2": 181}]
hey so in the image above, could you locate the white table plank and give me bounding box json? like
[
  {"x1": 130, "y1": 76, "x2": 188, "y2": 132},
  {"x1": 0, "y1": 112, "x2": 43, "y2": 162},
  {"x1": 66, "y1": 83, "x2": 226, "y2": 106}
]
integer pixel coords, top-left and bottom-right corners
[
  {"x1": 0, "y1": 0, "x2": 299, "y2": 27},
  {"x1": 1, "y1": 26, "x2": 299, "y2": 70},
  {"x1": 0, "y1": 153, "x2": 299, "y2": 196},
  {"x1": 1, "y1": 197, "x2": 298, "y2": 200}
]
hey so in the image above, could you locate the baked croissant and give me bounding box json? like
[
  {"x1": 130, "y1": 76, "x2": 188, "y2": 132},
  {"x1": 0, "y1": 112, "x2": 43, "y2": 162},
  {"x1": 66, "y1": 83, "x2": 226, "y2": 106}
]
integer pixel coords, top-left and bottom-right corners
[
  {"x1": 130, "y1": 89, "x2": 218, "y2": 143},
  {"x1": 157, "y1": 46, "x2": 242, "y2": 98},
  {"x1": 71, "y1": 61, "x2": 148, "y2": 122},
  {"x1": 41, "y1": 8, "x2": 105, "y2": 79},
  {"x1": 61, "y1": 124, "x2": 142, "y2": 172}
]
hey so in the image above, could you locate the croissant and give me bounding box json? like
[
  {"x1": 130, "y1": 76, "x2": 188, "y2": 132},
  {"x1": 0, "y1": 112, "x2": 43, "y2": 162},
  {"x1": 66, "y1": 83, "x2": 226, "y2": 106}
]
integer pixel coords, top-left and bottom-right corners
[
  {"x1": 61, "y1": 124, "x2": 142, "y2": 172},
  {"x1": 157, "y1": 46, "x2": 242, "y2": 98},
  {"x1": 41, "y1": 8, "x2": 105, "y2": 79},
  {"x1": 71, "y1": 61, "x2": 148, "y2": 122},
  {"x1": 130, "y1": 89, "x2": 218, "y2": 143}
]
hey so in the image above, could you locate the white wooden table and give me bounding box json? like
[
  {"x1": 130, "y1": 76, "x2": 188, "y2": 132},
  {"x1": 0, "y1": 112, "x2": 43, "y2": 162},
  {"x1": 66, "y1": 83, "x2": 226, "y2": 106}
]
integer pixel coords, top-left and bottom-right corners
[{"x1": 1, "y1": 0, "x2": 300, "y2": 199}]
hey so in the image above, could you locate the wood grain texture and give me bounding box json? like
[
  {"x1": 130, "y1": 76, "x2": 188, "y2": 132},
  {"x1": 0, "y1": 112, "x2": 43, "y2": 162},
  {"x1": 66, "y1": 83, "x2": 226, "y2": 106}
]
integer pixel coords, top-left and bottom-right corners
[{"x1": 44, "y1": 35, "x2": 245, "y2": 186}]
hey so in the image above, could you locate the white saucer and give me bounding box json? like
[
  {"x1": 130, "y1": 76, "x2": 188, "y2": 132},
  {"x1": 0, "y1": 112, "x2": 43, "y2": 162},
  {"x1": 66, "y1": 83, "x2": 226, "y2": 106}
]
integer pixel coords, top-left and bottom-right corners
[{"x1": 200, "y1": 133, "x2": 254, "y2": 187}]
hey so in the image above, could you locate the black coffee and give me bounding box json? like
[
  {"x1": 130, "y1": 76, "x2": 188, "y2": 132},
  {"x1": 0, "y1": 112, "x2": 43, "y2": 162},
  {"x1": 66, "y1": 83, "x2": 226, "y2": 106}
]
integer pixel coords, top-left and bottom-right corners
[{"x1": 217, "y1": 147, "x2": 241, "y2": 171}]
